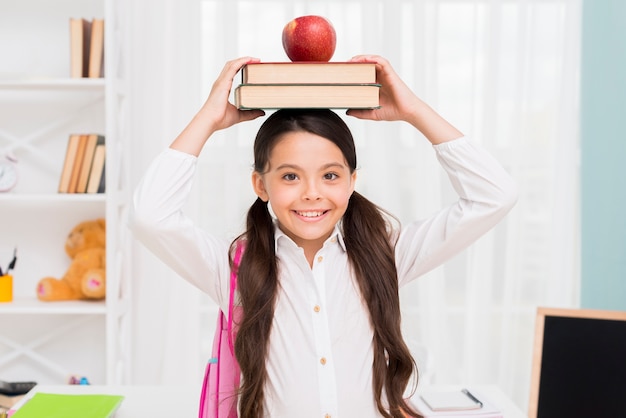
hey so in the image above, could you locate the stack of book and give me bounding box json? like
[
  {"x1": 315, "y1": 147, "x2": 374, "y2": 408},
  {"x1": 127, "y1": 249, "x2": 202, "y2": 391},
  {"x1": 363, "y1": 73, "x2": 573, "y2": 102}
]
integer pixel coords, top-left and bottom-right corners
[
  {"x1": 234, "y1": 62, "x2": 380, "y2": 109},
  {"x1": 58, "y1": 134, "x2": 106, "y2": 194},
  {"x1": 69, "y1": 17, "x2": 105, "y2": 78}
]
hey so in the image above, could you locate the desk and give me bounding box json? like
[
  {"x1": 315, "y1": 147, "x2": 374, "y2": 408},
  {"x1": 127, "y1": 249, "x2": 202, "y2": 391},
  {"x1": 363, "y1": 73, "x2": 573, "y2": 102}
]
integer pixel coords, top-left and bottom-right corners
[
  {"x1": 10, "y1": 385, "x2": 198, "y2": 418},
  {"x1": 11, "y1": 384, "x2": 525, "y2": 418}
]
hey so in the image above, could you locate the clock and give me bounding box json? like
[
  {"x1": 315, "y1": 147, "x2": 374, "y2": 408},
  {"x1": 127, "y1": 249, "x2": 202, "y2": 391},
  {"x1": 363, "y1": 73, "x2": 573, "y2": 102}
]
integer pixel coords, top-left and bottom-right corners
[{"x1": 0, "y1": 155, "x2": 18, "y2": 192}]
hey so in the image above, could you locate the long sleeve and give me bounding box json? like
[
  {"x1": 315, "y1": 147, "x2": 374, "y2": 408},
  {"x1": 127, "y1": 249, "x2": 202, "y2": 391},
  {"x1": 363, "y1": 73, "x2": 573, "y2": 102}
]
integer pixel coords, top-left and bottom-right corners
[
  {"x1": 129, "y1": 148, "x2": 232, "y2": 308},
  {"x1": 395, "y1": 136, "x2": 518, "y2": 285}
]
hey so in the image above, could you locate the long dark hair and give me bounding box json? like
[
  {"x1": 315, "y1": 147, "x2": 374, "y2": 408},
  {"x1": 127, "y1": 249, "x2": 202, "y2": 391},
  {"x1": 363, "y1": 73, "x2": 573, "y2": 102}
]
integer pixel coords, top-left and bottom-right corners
[{"x1": 232, "y1": 109, "x2": 421, "y2": 418}]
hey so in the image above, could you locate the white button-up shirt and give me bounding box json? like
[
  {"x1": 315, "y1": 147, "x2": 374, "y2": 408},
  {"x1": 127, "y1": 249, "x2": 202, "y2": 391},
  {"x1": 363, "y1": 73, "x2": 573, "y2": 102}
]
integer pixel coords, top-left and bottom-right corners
[{"x1": 130, "y1": 136, "x2": 517, "y2": 417}]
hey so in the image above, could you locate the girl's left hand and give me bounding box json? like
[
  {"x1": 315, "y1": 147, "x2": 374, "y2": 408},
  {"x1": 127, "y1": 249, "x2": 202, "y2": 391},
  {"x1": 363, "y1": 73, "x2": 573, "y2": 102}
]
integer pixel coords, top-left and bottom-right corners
[
  {"x1": 346, "y1": 54, "x2": 420, "y2": 123},
  {"x1": 346, "y1": 54, "x2": 462, "y2": 144}
]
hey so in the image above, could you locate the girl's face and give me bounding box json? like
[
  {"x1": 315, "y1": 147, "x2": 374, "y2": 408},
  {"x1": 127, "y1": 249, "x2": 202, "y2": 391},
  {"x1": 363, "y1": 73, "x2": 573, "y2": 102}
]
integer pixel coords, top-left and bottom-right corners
[{"x1": 252, "y1": 130, "x2": 357, "y2": 254}]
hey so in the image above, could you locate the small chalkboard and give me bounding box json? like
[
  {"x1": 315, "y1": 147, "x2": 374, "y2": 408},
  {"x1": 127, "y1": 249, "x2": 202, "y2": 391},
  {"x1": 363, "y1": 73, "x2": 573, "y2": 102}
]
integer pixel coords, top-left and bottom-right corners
[{"x1": 528, "y1": 307, "x2": 626, "y2": 418}]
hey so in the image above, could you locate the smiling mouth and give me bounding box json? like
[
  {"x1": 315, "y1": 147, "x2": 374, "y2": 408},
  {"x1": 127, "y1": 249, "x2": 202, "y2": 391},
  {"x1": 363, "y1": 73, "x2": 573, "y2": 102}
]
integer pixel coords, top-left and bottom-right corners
[{"x1": 295, "y1": 210, "x2": 328, "y2": 218}]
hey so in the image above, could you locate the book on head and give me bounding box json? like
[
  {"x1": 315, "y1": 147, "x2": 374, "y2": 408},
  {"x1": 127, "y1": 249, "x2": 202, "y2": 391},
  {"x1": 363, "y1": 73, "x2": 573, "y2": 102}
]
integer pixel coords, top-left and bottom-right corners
[
  {"x1": 234, "y1": 83, "x2": 380, "y2": 109},
  {"x1": 241, "y1": 62, "x2": 376, "y2": 84}
]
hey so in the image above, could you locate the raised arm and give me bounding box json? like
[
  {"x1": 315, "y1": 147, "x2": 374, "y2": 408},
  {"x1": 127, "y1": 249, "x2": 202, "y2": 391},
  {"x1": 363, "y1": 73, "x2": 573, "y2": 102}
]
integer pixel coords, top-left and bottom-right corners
[
  {"x1": 129, "y1": 57, "x2": 264, "y2": 304},
  {"x1": 347, "y1": 54, "x2": 461, "y2": 145},
  {"x1": 170, "y1": 56, "x2": 265, "y2": 156}
]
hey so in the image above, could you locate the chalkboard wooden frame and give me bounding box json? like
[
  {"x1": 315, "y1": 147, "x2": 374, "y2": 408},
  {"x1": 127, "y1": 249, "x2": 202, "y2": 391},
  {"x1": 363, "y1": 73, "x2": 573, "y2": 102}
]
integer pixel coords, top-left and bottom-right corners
[{"x1": 528, "y1": 307, "x2": 626, "y2": 418}]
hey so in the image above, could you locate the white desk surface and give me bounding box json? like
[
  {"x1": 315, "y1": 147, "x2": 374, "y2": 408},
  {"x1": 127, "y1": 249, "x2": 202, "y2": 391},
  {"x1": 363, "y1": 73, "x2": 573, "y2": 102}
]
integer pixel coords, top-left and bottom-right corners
[
  {"x1": 10, "y1": 385, "x2": 198, "y2": 418},
  {"x1": 12, "y1": 384, "x2": 525, "y2": 418}
]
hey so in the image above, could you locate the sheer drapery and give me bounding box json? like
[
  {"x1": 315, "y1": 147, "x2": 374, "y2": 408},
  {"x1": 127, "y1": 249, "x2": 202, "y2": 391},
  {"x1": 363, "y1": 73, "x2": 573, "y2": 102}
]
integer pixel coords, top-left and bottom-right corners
[
  {"x1": 128, "y1": 0, "x2": 206, "y2": 385},
  {"x1": 129, "y1": 0, "x2": 580, "y2": 411}
]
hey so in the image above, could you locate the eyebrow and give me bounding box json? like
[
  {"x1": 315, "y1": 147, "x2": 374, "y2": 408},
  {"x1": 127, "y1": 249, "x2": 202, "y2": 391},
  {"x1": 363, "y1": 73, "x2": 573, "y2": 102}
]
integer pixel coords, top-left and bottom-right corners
[{"x1": 274, "y1": 162, "x2": 347, "y2": 171}]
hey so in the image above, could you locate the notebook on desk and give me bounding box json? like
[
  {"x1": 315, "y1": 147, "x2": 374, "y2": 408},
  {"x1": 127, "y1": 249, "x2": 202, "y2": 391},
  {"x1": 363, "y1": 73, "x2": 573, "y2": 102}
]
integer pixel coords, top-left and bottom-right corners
[
  {"x1": 410, "y1": 389, "x2": 503, "y2": 418},
  {"x1": 10, "y1": 392, "x2": 124, "y2": 418}
]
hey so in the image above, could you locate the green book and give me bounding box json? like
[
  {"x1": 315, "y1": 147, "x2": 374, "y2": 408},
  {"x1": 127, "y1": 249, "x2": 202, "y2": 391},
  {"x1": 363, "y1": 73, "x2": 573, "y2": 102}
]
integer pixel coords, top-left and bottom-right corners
[{"x1": 12, "y1": 392, "x2": 124, "y2": 418}]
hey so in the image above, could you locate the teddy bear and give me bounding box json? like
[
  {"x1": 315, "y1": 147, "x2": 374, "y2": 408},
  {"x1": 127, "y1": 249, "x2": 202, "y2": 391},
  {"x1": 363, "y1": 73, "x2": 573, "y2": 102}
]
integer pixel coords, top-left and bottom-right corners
[{"x1": 37, "y1": 218, "x2": 106, "y2": 301}]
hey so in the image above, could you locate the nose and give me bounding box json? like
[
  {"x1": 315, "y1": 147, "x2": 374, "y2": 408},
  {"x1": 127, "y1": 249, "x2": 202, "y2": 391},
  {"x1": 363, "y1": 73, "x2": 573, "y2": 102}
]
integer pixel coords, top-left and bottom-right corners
[{"x1": 302, "y1": 179, "x2": 322, "y2": 200}]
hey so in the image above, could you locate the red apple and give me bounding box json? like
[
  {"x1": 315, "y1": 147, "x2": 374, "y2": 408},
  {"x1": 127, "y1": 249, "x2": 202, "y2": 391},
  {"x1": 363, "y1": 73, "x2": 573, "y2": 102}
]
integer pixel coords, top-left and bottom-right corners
[{"x1": 282, "y1": 15, "x2": 337, "y2": 62}]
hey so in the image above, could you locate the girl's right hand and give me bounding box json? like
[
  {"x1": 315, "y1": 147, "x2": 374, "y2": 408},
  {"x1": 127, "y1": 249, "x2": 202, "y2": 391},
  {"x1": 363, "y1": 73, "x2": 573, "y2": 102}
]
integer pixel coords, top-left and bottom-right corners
[
  {"x1": 200, "y1": 56, "x2": 266, "y2": 133},
  {"x1": 170, "y1": 57, "x2": 265, "y2": 155}
]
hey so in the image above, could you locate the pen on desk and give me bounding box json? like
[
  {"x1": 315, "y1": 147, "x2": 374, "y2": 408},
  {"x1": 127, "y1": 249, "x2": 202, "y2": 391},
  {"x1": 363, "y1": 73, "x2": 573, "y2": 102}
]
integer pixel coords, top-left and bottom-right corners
[{"x1": 462, "y1": 388, "x2": 483, "y2": 408}]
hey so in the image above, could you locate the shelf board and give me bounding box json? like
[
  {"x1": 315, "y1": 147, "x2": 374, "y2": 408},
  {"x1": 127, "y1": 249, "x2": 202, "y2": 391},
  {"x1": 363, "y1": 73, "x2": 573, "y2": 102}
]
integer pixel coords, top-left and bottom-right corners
[
  {"x1": 0, "y1": 193, "x2": 106, "y2": 203},
  {"x1": 0, "y1": 297, "x2": 107, "y2": 315},
  {"x1": 0, "y1": 78, "x2": 105, "y2": 91}
]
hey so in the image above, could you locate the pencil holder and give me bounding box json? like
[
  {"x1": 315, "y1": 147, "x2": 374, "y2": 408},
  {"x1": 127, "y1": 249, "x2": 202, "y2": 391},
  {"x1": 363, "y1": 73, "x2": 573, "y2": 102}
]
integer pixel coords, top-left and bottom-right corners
[{"x1": 0, "y1": 274, "x2": 13, "y2": 302}]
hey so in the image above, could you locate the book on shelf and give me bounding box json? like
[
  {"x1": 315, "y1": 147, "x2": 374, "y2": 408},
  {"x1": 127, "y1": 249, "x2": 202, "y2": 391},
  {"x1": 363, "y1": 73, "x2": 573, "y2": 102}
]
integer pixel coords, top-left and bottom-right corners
[
  {"x1": 75, "y1": 134, "x2": 101, "y2": 193},
  {"x1": 11, "y1": 392, "x2": 124, "y2": 418},
  {"x1": 241, "y1": 62, "x2": 376, "y2": 84},
  {"x1": 69, "y1": 18, "x2": 92, "y2": 78},
  {"x1": 86, "y1": 138, "x2": 106, "y2": 194},
  {"x1": 70, "y1": 17, "x2": 105, "y2": 78},
  {"x1": 58, "y1": 134, "x2": 82, "y2": 193},
  {"x1": 67, "y1": 134, "x2": 89, "y2": 193},
  {"x1": 58, "y1": 134, "x2": 105, "y2": 194},
  {"x1": 88, "y1": 18, "x2": 105, "y2": 78},
  {"x1": 234, "y1": 83, "x2": 380, "y2": 109}
]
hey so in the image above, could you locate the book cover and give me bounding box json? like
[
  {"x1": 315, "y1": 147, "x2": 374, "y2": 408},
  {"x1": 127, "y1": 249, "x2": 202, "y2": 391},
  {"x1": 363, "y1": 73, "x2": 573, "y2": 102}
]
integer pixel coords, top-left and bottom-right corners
[
  {"x1": 234, "y1": 83, "x2": 380, "y2": 109},
  {"x1": 86, "y1": 140, "x2": 106, "y2": 194},
  {"x1": 67, "y1": 134, "x2": 89, "y2": 193},
  {"x1": 242, "y1": 62, "x2": 376, "y2": 84},
  {"x1": 420, "y1": 390, "x2": 482, "y2": 411},
  {"x1": 88, "y1": 19, "x2": 105, "y2": 78},
  {"x1": 58, "y1": 134, "x2": 81, "y2": 193},
  {"x1": 11, "y1": 392, "x2": 123, "y2": 418},
  {"x1": 97, "y1": 160, "x2": 106, "y2": 193},
  {"x1": 69, "y1": 18, "x2": 92, "y2": 78},
  {"x1": 76, "y1": 134, "x2": 100, "y2": 193}
]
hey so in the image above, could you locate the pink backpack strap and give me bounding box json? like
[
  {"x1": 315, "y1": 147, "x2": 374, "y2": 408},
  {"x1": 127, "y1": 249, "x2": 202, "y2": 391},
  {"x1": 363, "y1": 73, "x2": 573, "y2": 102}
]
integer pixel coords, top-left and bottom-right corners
[{"x1": 227, "y1": 241, "x2": 244, "y2": 352}]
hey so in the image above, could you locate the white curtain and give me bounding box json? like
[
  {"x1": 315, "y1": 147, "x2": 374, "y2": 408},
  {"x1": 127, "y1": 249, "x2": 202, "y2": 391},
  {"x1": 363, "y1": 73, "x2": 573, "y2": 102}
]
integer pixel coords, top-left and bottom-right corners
[
  {"x1": 128, "y1": 0, "x2": 206, "y2": 384},
  {"x1": 129, "y1": 0, "x2": 581, "y2": 412}
]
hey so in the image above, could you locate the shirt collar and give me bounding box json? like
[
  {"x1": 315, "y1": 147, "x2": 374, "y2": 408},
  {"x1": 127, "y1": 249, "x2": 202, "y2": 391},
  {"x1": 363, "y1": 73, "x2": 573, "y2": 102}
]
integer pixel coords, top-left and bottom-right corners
[{"x1": 273, "y1": 221, "x2": 347, "y2": 252}]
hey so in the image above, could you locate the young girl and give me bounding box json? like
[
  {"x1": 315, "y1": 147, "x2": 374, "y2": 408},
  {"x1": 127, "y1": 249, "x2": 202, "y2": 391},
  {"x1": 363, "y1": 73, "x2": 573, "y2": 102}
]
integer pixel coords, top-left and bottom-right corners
[{"x1": 130, "y1": 55, "x2": 517, "y2": 418}]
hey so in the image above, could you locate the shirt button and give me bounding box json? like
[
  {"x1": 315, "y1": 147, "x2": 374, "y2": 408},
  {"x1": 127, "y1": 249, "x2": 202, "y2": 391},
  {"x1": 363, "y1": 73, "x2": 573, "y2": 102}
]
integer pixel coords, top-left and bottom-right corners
[
  {"x1": 325, "y1": 415, "x2": 332, "y2": 418},
  {"x1": 330, "y1": 237, "x2": 337, "y2": 243},
  {"x1": 317, "y1": 255, "x2": 323, "y2": 263},
  {"x1": 320, "y1": 357, "x2": 327, "y2": 365},
  {"x1": 314, "y1": 305, "x2": 321, "y2": 313}
]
